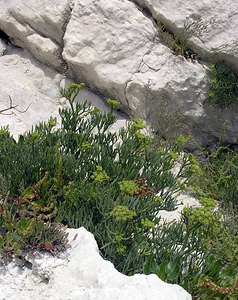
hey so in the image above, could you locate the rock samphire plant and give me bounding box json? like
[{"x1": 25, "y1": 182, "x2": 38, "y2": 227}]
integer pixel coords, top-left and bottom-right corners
[
  {"x1": 0, "y1": 83, "x2": 192, "y2": 264},
  {"x1": 0, "y1": 84, "x2": 193, "y2": 262},
  {"x1": 0, "y1": 83, "x2": 237, "y2": 299}
]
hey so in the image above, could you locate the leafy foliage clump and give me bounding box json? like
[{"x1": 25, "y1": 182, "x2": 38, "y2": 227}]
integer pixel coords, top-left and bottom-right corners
[
  {"x1": 143, "y1": 199, "x2": 238, "y2": 299},
  {"x1": 0, "y1": 83, "x2": 237, "y2": 300},
  {"x1": 183, "y1": 145, "x2": 238, "y2": 299},
  {"x1": 0, "y1": 190, "x2": 68, "y2": 257},
  {"x1": 208, "y1": 62, "x2": 238, "y2": 108},
  {"x1": 192, "y1": 145, "x2": 238, "y2": 209},
  {"x1": 0, "y1": 83, "x2": 193, "y2": 272}
]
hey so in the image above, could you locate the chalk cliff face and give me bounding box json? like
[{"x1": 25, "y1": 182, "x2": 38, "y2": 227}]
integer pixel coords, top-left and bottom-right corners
[
  {"x1": 0, "y1": 227, "x2": 192, "y2": 300},
  {"x1": 0, "y1": 0, "x2": 238, "y2": 143}
]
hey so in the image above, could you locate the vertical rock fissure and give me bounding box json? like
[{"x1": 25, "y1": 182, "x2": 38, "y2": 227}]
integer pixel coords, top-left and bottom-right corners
[{"x1": 60, "y1": 0, "x2": 75, "y2": 75}]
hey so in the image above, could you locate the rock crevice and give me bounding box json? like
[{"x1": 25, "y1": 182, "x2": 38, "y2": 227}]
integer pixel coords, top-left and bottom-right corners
[{"x1": 133, "y1": 0, "x2": 238, "y2": 69}]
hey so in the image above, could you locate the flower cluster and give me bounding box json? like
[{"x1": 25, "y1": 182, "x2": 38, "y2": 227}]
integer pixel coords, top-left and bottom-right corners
[{"x1": 133, "y1": 177, "x2": 157, "y2": 197}]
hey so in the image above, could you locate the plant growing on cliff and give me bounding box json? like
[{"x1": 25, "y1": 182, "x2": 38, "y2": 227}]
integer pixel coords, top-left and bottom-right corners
[
  {"x1": 0, "y1": 83, "x2": 193, "y2": 271},
  {"x1": 191, "y1": 144, "x2": 238, "y2": 209},
  {"x1": 1, "y1": 83, "x2": 237, "y2": 300},
  {"x1": 157, "y1": 19, "x2": 211, "y2": 59},
  {"x1": 208, "y1": 62, "x2": 238, "y2": 108},
  {"x1": 143, "y1": 198, "x2": 238, "y2": 299},
  {"x1": 181, "y1": 143, "x2": 238, "y2": 299}
]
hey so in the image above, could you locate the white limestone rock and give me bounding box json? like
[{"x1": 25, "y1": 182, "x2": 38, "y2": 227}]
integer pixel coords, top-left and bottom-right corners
[
  {"x1": 0, "y1": 227, "x2": 192, "y2": 300},
  {"x1": 1, "y1": 0, "x2": 238, "y2": 145},
  {"x1": 0, "y1": 0, "x2": 72, "y2": 70},
  {"x1": 0, "y1": 47, "x2": 127, "y2": 138},
  {"x1": 125, "y1": 43, "x2": 207, "y2": 118},
  {"x1": 158, "y1": 193, "x2": 201, "y2": 224},
  {"x1": 0, "y1": 48, "x2": 63, "y2": 136},
  {"x1": 135, "y1": 0, "x2": 238, "y2": 69},
  {"x1": 124, "y1": 43, "x2": 238, "y2": 145},
  {"x1": 62, "y1": 0, "x2": 238, "y2": 145},
  {"x1": 63, "y1": 0, "x2": 157, "y2": 107}
]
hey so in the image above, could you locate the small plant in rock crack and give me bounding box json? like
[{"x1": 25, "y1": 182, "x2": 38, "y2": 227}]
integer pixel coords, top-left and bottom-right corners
[
  {"x1": 157, "y1": 19, "x2": 211, "y2": 60},
  {"x1": 208, "y1": 62, "x2": 238, "y2": 109},
  {"x1": 157, "y1": 20, "x2": 189, "y2": 57}
]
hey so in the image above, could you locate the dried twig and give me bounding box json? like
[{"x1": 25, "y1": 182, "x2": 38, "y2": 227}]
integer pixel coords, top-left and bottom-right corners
[{"x1": 0, "y1": 96, "x2": 31, "y2": 115}]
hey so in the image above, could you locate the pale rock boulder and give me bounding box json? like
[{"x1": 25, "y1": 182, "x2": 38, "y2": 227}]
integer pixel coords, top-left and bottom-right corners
[
  {"x1": 0, "y1": 47, "x2": 128, "y2": 137},
  {"x1": 0, "y1": 0, "x2": 72, "y2": 70},
  {"x1": 125, "y1": 43, "x2": 207, "y2": 119},
  {"x1": 135, "y1": 0, "x2": 238, "y2": 69},
  {"x1": 63, "y1": 0, "x2": 157, "y2": 107},
  {"x1": 63, "y1": 0, "x2": 211, "y2": 143},
  {"x1": 125, "y1": 43, "x2": 238, "y2": 145},
  {"x1": 158, "y1": 194, "x2": 201, "y2": 224},
  {"x1": 0, "y1": 227, "x2": 192, "y2": 300},
  {"x1": 1, "y1": 0, "x2": 238, "y2": 145},
  {"x1": 0, "y1": 48, "x2": 63, "y2": 136},
  {"x1": 62, "y1": 0, "x2": 238, "y2": 145}
]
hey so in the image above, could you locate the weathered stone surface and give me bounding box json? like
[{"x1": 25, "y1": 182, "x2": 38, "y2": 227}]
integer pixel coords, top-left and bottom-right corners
[
  {"x1": 125, "y1": 43, "x2": 238, "y2": 145},
  {"x1": 0, "y1": 0, "x2": 72, "y2": 70},
  {"x1": 63, "y1": 0, "x2": 157, "y2": 107},
  {"x1": 0, "y1": 47, "x2": 127, "y2": 138},
  {"x1": 1, "y1": 0, "x2": 238, "y2": 146},
  {"x1": 63, "y1": 0, "x2": 238, "y2": 145},
  {"x1": 135, "y1": 0, "x2": 238, "y2": 69},
  {"x1": 0, "y1": 48, "x2": 63, "y2": 136},
  {"x1": 0, "y1": 227, "x2": 192, "y2": 300}
]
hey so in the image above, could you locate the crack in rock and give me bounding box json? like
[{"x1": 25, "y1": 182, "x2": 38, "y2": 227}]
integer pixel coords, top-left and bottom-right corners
[
  {"x1": 124, "y1": 79, "x2": 132, "y2": 110},
  {"x1": 129, "y1": 0, "x2": 206, "y2": 67},
  {"x1": 122, "y1": 24, "x2": 158, "y2": 109},
  {"x1": 60, "y1": 0, "x2": 75, "y2": 74},
  {"x1": 9, "y1": 9, "x2": 61, "y2": 48},
  {"x1": 138, "y1": 39, "x2": 158, "y2": 72}
]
